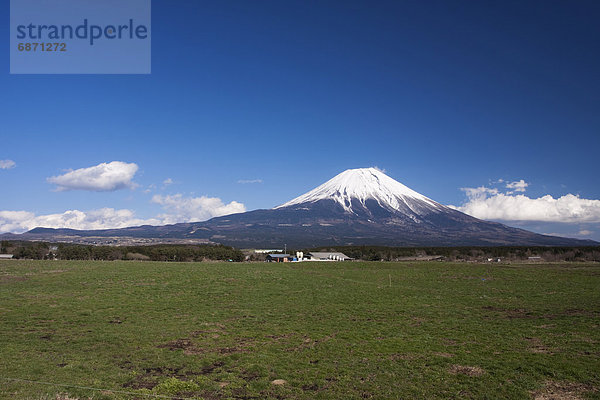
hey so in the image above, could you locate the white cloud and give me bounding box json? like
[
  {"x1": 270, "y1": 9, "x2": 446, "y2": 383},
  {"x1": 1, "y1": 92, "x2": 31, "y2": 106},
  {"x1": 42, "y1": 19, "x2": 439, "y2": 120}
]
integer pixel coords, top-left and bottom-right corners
[
  {"x1": 0, "y1": 208, "x2": 160, "y2": 233},
  {"x1": 541, "y1": 228, "x2": 597, "y2": 239},
  {"x1": 506, "y1": 179, "x2": 529, "y2": 193},
  {"x1": 0, "y1": 160, "x2": 16, "y2": 170},
  {"x1": 0, "y1": 192, "x2": 247, "y2": 233},
  {"x1": 461, "y1": 186, "x2": 499, "y2": 198},
  {"x1": 163, "y1": 178, "x2": 174, "y2": 186},
  {"x1": 237, "y1": 179, "x2": 263, "y2": 184},
  {"x1": 143, "y1": 183, "x2": 157, "y2": 194},
  {"x1": 372, "y1": 166, "x2": 387, "y2": 173},
  {"x1": 451, "y1": 188, "x2": 600, "y2": 223},
  {"x1": 47, "y1": 161, "x2": 139, "y2": 192},
  {"x1": 151, "y1": 194, "x2": 246, "y2": 224}
]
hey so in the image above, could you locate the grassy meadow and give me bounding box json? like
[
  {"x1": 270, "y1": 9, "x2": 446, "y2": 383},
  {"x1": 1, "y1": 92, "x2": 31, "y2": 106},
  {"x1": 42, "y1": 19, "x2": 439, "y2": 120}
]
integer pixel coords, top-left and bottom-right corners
[{"x1": 0, "y1": 259, "x2": 599, "y2": 399}]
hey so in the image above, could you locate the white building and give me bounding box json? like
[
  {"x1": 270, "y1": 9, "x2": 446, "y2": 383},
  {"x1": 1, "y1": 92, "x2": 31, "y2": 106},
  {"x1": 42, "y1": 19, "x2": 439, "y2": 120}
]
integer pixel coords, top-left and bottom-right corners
[{"x1": 306, "y1": 252, "x2": 352, "y2": 261}]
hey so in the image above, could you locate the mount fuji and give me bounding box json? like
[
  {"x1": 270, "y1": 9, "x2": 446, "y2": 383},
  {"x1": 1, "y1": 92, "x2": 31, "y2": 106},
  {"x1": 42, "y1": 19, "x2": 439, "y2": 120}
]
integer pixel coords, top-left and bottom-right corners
[
  {"x1": 277, "y1": 168, "x2": 447, "y2": 218},
  {"x1": 10, "y1": 168, "x2": 597, "y2": 247}
]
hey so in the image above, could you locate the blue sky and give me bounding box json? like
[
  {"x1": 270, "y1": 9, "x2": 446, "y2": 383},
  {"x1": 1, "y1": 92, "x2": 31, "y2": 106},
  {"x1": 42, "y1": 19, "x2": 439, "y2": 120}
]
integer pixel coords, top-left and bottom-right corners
[{"x1": 1, "y1": 0, "x2": 599, "y2": 241}]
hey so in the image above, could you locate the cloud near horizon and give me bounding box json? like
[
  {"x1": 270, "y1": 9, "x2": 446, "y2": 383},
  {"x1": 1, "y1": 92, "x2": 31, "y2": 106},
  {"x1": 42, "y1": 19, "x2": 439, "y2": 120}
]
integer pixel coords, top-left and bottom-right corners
[
  {"x1": 0, "y1": 159, "x2": 16, "y2": 169},
  {"x1": 47, "y1": 161, "x2": 139, "y2": 191},
  {"x1": 0, "y1": 192, "x2": 247, "y2": 233},
  {"x1": 0, "y1": 208, "x2": 161, "y2": 233},
  {"x1": 450, "y1": 185, "x2": 600, "y2": 223},
  {"x1": 151, "y1": 194, "x2": 246, "y2": 224}
]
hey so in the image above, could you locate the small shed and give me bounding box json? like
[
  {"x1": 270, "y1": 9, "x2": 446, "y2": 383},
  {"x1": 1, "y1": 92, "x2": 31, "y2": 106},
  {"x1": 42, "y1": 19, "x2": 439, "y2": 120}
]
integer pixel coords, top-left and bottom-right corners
[{"x1": 266, "y1": 254, "x2": 292, "y2": 262}]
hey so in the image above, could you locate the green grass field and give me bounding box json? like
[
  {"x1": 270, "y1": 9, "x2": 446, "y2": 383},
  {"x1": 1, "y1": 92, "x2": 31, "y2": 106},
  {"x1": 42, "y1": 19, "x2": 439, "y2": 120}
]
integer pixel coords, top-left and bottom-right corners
[{"x1": 1, "y1": 260, "x2": 599, "y2": 399}]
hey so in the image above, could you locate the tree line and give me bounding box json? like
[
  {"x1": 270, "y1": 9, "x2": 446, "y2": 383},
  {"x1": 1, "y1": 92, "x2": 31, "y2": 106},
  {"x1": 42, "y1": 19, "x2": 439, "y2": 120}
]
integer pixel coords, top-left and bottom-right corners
[
  {"x1": 1, "y1": 241, "x2": 244, "y2": 262},
  {"x1": 2, "y1": 241, "x2": 599, "y2": 262},
  {"x1": 306, "y1": 245, "x2": 600, "y2": 262}
]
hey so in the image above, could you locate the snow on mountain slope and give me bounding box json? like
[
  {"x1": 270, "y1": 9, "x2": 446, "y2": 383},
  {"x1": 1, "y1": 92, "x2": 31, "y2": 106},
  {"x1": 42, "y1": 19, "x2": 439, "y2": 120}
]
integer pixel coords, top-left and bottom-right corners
[{"x1": 276, "y1": 167, "x2": 446, "y2": 215}]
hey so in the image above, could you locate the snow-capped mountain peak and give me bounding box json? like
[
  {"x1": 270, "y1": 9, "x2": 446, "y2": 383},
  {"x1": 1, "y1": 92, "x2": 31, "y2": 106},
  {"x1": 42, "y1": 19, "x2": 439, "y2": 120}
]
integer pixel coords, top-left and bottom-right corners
[{"x1": 275, "y1": 167, "x2": 445, "y2": 215}]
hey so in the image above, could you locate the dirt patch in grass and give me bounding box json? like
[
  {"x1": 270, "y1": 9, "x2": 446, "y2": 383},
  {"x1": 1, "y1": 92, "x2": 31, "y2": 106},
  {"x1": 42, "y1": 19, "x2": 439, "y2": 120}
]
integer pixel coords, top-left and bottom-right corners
[
  {"x1": 449, "y1": 365, "x2": 485, "y2": 376},
  {"x1": 157, "y1": 338, "x2": 203, "y2": 355},
  {"x1": 123, "y1": 365, "x2": 205, "y2": 390},
  {"x1": 159, "y1": 330, "x2": 257, "y2": 355},
  {"x1": 301, "y1": 377, "x2": 337, "y2": 393},
  {"x1": 302, "y1": 383, "x2": 320, "y2": 391},
  {"x1": 482, "y1": 306, "x2": 536, "y2": 319},
  {"x1": 578, "y1": 349, "x2": 600, "y2": 357},
  {"x1": 561, "y1": 308, "x2": 600, "y2": 317},
  {"x1": 525, "y1": 337, "x2": 555, "y2": 354},
  {"x1": 442, "y1": 338, "x2": 459, "y2": 346},
  {"x1": 123, "y1": 376, "x2": 157, "y2": 390},
  {"x1": 217, "y1": 346, "x2": 249, "y2": 354},
  {"x1": 265, "y1": 333, "x2": 295, "y2": 342},
  {"x1": 0, "y1": 275, "x2": 28, "y2": 284},
  {"x1": 218, "y1": 337, "x2": 256, "y2": 354},
  {"x1": 200, "y1": 360, "x2": 225, "y2": 375},
  {"x1": 531, "y1": 381, "x2": 596, "y2": 399},
  {"x1": 239, "y1": 369, "x2": 262, "y2": 381},
  {"x1": 289, "y1": 333, "x2": 337, "y2": 351},
  {"x1": 433, "y1": 352, "x2": 454, "y2": 358},
  {"x1": 410, "y1": 317, "x2": 426, "y2": 326},
  {"x1": 389, "y1": 353, "x2": 418, "y2": 361}
]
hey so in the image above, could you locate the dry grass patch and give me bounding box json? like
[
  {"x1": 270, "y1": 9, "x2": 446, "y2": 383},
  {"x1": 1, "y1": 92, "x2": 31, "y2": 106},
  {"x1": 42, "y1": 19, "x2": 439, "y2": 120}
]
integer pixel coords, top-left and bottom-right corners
[
  {"x1": 157, "y1": 337, "x2": 203, "y2": 355},
  {"x1": 0, "y1": 275, "x2": 28, "y2": 284},
  {"x1": 525, "y1": 337, "x2": 555, "y2": 354},
  {"x1": 448, "y1": 364, "x2": 485, "y2": 376},
  {"x1": 388, "y1": 353, "x2": 419, "y2": 361},
  {"x1": 531, "y1": 381, "x2": 596, "y2": 400}
]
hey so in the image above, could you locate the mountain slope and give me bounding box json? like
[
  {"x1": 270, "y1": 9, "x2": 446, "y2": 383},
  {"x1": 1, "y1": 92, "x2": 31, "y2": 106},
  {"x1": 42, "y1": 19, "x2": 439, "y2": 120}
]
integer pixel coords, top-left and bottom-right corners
[{"x1": 8, "y1": 168, "x2": 598, "y2": 247}]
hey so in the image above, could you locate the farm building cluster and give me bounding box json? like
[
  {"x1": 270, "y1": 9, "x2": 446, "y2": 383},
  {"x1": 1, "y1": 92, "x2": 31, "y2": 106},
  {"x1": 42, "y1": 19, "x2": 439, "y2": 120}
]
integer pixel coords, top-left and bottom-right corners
[{"x1": 265, "y1": 251, "x2": 352, "y2": 262}]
